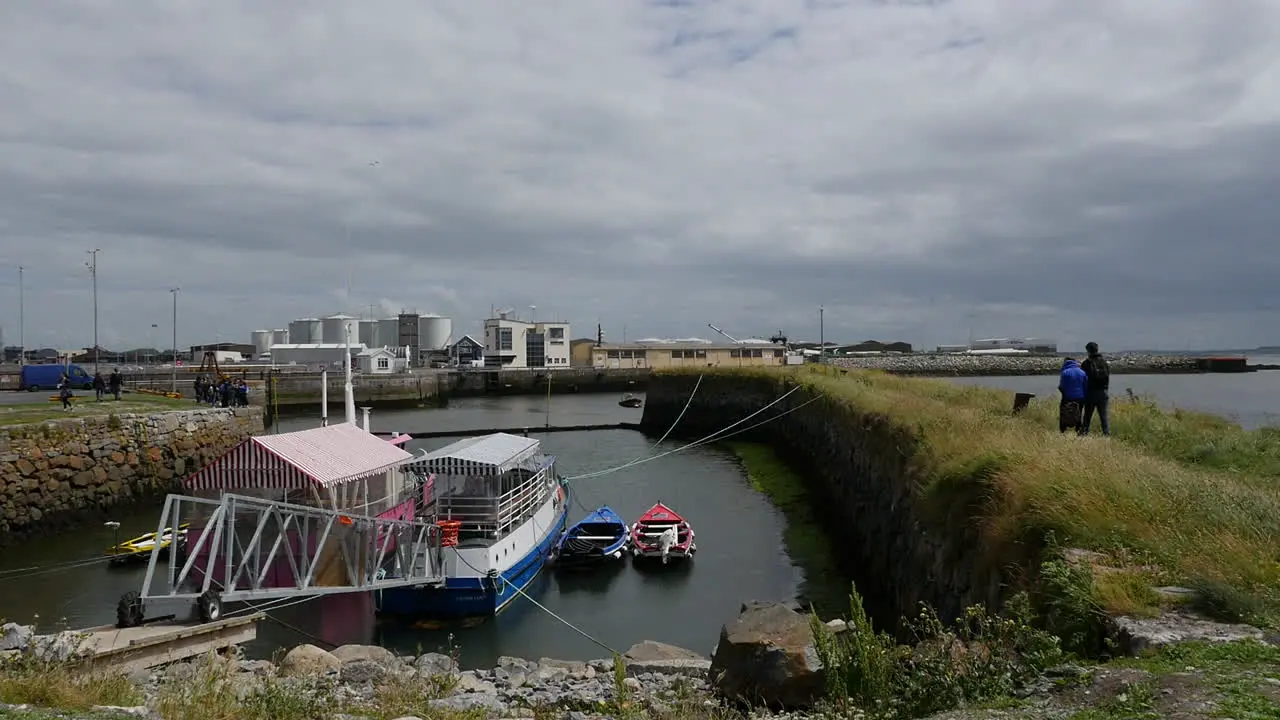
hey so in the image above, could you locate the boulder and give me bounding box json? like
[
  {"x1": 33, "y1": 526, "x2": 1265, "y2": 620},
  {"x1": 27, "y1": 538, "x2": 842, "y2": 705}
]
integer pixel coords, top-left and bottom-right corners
[
  {"x1": 709, "y1": 601, "x2": 825, "y2": 709},
  {"x1": 0, "y1": 622, "x2": 33, "y2": 652},
  {"x1": 278, "y1": 644, "x2": 340, "y2": 677},
  {"x1": 623, "y1": 640, "x2": 711, "y2": 679},
  {"x1": 331, "y1": 643, "x2": 398, "y2": 666}
]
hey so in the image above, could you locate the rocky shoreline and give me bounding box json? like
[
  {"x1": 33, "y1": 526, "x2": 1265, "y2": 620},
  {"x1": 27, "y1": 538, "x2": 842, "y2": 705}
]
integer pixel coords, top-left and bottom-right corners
[
  {"x1": 829, "y1": 352, "x2": 1205, "y2": 377},
  {"x1": 2, "y1": 599, "x2": 1278, "y2": 720}
]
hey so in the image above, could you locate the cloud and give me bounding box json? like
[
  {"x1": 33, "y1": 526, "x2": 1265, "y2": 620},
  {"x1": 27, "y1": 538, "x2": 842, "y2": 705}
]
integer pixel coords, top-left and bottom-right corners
[{"x1": 2, "y1": 0, "x2": 1279, "y2": 352}]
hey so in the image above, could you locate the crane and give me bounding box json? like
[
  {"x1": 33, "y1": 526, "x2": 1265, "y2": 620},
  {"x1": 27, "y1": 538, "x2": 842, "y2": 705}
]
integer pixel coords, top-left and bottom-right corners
[{"x1": 707, "y1": 323, "x2": 742, "y2": 344}]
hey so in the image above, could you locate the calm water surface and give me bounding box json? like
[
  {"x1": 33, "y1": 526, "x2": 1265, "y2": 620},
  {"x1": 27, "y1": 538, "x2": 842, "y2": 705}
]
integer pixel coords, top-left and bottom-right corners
[
  {"x1": 0, "y1": 394, "x2": 827, "y2": 667},
  {"x1": 950, "y1": 366, "x2": 1280, "y2": 430}
]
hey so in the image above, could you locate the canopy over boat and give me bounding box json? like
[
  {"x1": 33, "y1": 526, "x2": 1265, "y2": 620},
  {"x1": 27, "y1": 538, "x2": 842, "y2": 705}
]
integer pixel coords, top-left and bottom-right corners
[
  {"x1": 407, "y1": 432, "x2": 543, "y2": 477},
  {"x1": 185, "y1": 422, "x2": 415, "y2": 491}
]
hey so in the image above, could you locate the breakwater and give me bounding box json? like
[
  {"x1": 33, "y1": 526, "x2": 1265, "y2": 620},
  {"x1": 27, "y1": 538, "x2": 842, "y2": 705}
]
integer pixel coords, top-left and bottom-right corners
[
  {"x1": 125, "y1": 368, "x2": 652, "y2": 411},
  {"x1": 830, "y1": 352, "x2": 1206, "y2": 376},
  {"x1": 0, "y1": 407, "x2": 262, "y2": 544},
  {"x1": 641, "y1": 370, "x2": 1005, "y2": 631}
]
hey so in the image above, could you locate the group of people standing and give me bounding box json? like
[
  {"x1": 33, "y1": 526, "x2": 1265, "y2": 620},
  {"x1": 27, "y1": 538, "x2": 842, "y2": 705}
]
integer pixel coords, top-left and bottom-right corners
[
  {"x1": 194, "y1": 375, "x2": 250, "y2": 408},
  {"x1": 58, "y1": 368, "x2": 123, "y2": 410},
  {"x1": 1057, "y1": 342, "x2": 1110, "y2": 436}
]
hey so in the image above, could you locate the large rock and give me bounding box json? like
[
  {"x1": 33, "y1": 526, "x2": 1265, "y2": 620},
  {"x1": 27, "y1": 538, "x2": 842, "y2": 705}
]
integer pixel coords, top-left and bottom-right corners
[
  {"x1": 709, "y1": 601, "x2": 825, "y2": 709},
  {"x1": 1111, "y1": 611, "x2": 1264, "y2": 655},
  {"x1": 278, "y1": 643, "x2": 340, "y2": 676},
  {"x1": 0, "y1": 622, "x2": 33, "y2": 652},
  {"x1": 331, "y1": 643, "x2": 398, "y2": 666},
  {"x1": 623, "y1": 640, "x2": 711, "y2": 679}
]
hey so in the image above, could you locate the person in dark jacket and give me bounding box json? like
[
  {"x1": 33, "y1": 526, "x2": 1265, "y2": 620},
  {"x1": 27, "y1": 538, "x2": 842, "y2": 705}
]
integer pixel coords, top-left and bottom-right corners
[
  {"x1": 93, "y1": 372, "x2": 106, "y2": 401},
  {"x1": 1058, "y1": 358, "x2": 1088, "y2": 433},
  {"x1": 1079, "y1": 341, "x2": 1110, "y2": 436},
  {"x1": 108, "y1": 369, "x2": 122, "y2": 400}
]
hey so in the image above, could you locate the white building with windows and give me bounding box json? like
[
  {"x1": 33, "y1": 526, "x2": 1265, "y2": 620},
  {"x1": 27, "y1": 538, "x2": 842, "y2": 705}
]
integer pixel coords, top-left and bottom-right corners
[
  {"x1": 483, "y1": 315, "x2": 570, "y2": 369},
  {"x1": 356, "y1": 346, "x2": 407, "y2": 374}
]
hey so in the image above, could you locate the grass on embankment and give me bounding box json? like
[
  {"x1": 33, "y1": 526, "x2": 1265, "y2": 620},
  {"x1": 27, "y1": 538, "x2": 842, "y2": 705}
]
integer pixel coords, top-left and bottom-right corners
[
  {"x1": 658, "y1": 365, "x2": 1280, "y2": 627},
  {"x1": 0, "y1": 393, "x2": 194, "y2": 427}
]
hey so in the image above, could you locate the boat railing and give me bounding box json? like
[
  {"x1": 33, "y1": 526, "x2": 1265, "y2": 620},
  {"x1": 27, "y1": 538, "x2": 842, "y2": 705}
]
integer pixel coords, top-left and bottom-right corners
[{"x1": 495, "y1": 469, "x2": 552, "y2": 535}]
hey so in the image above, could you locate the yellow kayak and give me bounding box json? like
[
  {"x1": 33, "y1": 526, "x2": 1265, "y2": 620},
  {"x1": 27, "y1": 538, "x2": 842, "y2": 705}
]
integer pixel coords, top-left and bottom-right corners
[{"x1": 105, "y1": 523, "x2": 190, "y2": 564}]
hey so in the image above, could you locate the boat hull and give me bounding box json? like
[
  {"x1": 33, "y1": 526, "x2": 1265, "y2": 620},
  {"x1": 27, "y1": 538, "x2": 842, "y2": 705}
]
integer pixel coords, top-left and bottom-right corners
[{"x1": 377, "y1": 485, "x2": 571, "y2": 619}]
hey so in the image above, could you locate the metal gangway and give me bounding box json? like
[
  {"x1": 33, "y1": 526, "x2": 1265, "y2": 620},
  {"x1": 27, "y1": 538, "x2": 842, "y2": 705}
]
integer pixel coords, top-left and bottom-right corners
[{"x1": 117, "y1": 491, "x2": 446, "y2": 628}]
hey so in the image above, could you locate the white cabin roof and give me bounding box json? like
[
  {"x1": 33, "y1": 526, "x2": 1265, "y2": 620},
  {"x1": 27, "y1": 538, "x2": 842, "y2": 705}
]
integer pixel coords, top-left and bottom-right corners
[{"x1": 411, "y1": 432, "x2": 541, "y2": 476}]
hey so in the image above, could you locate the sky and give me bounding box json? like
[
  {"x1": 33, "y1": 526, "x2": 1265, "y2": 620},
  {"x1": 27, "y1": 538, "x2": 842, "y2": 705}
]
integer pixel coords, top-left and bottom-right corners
[{"x1": 2, "y1": 0, "x2": 1279, "y2": 353}]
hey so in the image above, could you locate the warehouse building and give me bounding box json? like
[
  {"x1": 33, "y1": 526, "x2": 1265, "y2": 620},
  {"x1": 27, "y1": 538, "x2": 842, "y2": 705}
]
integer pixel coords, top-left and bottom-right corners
[{"x1": 586, "y1": 340, "x2": 788, "y2": 370}]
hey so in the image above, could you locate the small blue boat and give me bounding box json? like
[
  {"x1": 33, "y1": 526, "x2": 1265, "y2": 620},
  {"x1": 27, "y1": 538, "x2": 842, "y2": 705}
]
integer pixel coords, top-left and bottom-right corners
[{"x1": 551, "y1": 506, "x2": 629, "y2": 565}]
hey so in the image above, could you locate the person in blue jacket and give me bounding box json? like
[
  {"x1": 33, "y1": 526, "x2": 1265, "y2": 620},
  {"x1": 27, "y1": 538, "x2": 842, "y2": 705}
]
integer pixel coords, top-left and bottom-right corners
[{"x1": 1058, "y1": 358, "x2": 1088, "y2": 433}]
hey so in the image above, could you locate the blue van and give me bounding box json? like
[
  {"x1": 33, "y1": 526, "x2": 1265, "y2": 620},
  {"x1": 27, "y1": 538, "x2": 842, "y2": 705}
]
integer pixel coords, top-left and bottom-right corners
[{"x1": 19, "y1": 364, "x2": 95, "y2": 392}]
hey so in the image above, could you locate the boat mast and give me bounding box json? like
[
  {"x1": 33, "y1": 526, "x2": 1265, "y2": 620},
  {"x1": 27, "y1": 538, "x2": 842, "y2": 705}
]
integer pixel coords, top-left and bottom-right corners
[{"x1": 344, "y1": 320, "x2": 356, "y2": 425}]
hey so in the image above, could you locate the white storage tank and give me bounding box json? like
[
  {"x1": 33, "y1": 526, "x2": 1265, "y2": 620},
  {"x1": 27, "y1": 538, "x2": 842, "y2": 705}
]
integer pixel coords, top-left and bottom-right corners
[
  {"x1": 358, "y1": 319, "x2": 379, "y2": 348},
  {"x1": 271, "y1": 328, "x2": 289, "y2": 346},
  {"x1": 289, "y1": 318, "x2": 321, "y2": 344},
  {"x1": 321, "y1": 314, "x2": 357, "y2": 345},
  {"x1": 250, "y1": 330, "x2": 272, "y2": 357},
  {"x1": 418, "y1": 314, "x2": 452, "y2": 351},
  {"x1": 377, "y1": 317, "x2": 401, "y2": 349}
]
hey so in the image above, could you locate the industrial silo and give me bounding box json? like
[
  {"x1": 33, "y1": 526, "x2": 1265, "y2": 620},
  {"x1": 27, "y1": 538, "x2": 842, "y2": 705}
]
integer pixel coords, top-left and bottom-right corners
[
  {"x1": 289, "y1": 318, "x2": 320, "y2": 344},
  {"x1": 271, "y1": 328, "x2": 289, "y2": 346},
  {"x1": 322, "y1": 314, "x2": 358, "y2": 345},
  {"x1": 251, "y1": 330, "x2": 272, "y2": 358},
  {"x1": 358, "y1": 319, "x2": 379, "y2": 348},
  {"x1": 418, "y1": 314, "x2": 453, "y2": 351},
  {"x1": 377, "y1": 317, "x2": 401, "y2": 349}
]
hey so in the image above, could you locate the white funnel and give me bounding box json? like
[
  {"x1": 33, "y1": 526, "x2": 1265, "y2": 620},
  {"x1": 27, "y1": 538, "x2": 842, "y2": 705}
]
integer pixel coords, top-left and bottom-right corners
[{"x1": 361, "y1": 407, "x2": 372, "y2": 434}]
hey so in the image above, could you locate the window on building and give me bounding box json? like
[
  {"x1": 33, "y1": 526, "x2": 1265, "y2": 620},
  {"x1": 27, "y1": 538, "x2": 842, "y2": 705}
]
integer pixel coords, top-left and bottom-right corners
[
  {"x1": 730, "y1": 349, "x2": 741, "y2": 358},
  {"x1": 751, "y1": 349, "x2": 763, "y2": 358},
  {"x1": 695, "y1": 350, "x2": 707, "y2": 359},
  {"x1": 549, "y1": 327, "x2": 565, "y2": 339},
  {"x1": 607, "y1": 350, "x2": 620, "y2": 358},
  {"x1": 633, "y1": 350, "x2": 646, "y2": 359},
  {"x1": 377, "y1": 357, "x2": 389, "y2": 369},
  {"x1": 773, "y1": 349, "x2": 784, "y2": 358},
  {"x1": 499, "y1": 328, "x2": 513, "y2": 351}
]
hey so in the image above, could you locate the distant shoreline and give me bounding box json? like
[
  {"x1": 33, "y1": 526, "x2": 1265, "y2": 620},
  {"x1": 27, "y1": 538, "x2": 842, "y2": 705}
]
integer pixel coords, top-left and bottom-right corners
[{"x1": 828, "y1": 352, "x2": 1251, "y2": 377}]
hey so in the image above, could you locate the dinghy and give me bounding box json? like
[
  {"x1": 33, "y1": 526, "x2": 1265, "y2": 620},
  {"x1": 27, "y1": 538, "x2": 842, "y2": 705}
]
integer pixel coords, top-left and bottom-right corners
[
  {"x1": 551, "y1": 506, "x2": 629, "y2": 566},
  {"x1": 629, "y1": 502, "x2": 696, "y2": 564}
]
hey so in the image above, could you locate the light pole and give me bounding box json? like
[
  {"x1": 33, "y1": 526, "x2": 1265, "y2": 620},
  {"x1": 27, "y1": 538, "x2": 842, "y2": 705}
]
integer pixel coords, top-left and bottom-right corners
[
  {"x1": 170, "y1": 288, "x2": 180, "y2": 393},
  {"x1": 87, "y1": 249, "x2": 100, "y2": 373},
  {"x1": 819, "y1": 305, "x2": 824, "y2": 364},
  {"x1": 17, "y1": 265, "x2": 23, "y2": 366}
]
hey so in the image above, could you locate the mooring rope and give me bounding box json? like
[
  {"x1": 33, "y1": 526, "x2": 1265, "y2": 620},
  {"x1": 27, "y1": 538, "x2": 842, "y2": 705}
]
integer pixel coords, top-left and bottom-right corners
[
  {"x1": 563, "y1": 384, "x2": 804, "y2": 481},
  {"x1": 649, "y1": 373, "x2": 703, "y2": 449}
]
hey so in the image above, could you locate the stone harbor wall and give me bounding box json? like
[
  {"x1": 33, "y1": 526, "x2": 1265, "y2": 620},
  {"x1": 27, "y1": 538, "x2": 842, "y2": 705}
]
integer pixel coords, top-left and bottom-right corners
[
  {"x1": 829, "y1": 352, "x2": 1202, "y2": 376},
  {"x1": 0, "y1": 407, "x2": 263, "y2": 543},
  {"x1": 641, "y1": 371, "x2": 1001, "y2": 632}
]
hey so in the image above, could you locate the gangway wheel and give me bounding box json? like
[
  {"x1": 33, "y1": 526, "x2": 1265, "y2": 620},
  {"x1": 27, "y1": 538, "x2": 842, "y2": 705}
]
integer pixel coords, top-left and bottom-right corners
[
  {"x1": 117, "y1": 591, "x2": 145, "y2": 629},
  {"x1": 197, "y1": 589, "x2": 223, "y2": 623}
]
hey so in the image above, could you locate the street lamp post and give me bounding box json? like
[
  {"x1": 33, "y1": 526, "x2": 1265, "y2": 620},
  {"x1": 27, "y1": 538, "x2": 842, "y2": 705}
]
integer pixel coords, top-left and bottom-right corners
[
  {"x1": 819, "y1": 305, "x2": 824, "y2": 364},
  {"x1": 170, "y1": 288, "x2": 180, "y2": 393},
  {"x1": 17, "y1": 265, "x2": 23, "y2": 366},
  {"x1": 87, "y1": 249, "x2": 100, "y2": 373}
]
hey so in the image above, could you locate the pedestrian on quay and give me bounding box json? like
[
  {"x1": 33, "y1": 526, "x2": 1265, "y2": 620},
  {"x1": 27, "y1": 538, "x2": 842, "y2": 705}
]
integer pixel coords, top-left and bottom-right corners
[
  {"x1": 58, "y1": 374, "x2": 74, "y2": 411},
  {"x1": 109, "y1": 368, "x2": 122, "y2": 401},
  {"x1": 1079, "y1": 341, "x2": 1110, "y2": 436},
  {"x1": 1057, "y1": 357, "x2": 1087, "y2": 433},
  {"x1": 92, "y1": 372, "x2": 106, "y2": 402}
]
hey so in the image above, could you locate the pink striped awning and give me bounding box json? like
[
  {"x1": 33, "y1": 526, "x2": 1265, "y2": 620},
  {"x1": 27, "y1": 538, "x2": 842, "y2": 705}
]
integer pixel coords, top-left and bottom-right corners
[{"x1": 186, "y1": 422, "x2": 415, "y2": 491}]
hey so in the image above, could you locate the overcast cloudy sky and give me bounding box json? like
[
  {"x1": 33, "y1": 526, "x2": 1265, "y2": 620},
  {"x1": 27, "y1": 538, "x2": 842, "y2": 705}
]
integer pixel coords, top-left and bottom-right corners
[{"x1": 2, "y1": 0, "x2": 1278, "y2": 352}]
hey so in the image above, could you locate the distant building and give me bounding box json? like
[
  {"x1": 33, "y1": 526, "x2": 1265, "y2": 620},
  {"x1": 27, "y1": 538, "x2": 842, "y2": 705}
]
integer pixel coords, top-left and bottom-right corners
[
  {"x1": 483, "y1": 315, "x2": 570, "y2": 369},
  {"x1": 356, "y1": 347, "x2": 407, "y2": 374},
  {"x1": 590, "y1": 341, "x2": 788, "y2": 370},
  {"x1": 569, "y1": 338, "x2": 599, "y2": 367},
  {"x1": 190, "y1": 343, "x2": 255, "y2": 360},
  {"x1": 269, "y1": 343, "x2": 368, "y2": 367},
  {"x1": 449, "y1": 335, "x2": 485, "y2": 365}
]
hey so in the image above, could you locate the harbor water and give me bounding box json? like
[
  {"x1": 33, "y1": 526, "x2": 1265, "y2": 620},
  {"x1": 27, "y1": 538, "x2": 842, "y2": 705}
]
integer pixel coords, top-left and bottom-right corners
[
  {"x1": 3, "y1": 369, "x2": 1277, "y2": 667},
  {"x1": 0, "y1": 394, "x2": 843, "y2": 668}
]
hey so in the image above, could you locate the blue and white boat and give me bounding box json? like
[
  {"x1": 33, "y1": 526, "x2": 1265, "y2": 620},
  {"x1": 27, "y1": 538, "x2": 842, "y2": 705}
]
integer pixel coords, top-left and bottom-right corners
[
  {"x1": 377, "y1": 433, "x2": 570, "y2": 619},
  {"x1": 550, "y1": 506, "x2": 629, "y2": 566}
]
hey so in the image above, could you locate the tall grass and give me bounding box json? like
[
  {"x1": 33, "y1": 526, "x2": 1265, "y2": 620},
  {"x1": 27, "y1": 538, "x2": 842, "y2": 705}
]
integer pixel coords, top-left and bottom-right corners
[{"x1": 656, "y1": 366, "x2": 1280, "y2": 625}]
